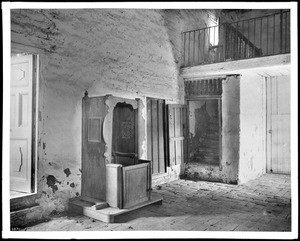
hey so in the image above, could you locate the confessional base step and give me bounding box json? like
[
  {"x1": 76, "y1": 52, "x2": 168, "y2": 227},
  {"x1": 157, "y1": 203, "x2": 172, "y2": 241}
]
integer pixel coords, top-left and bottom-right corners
[{"x1": 68, "y1": 193, "x2": 163, "y2": 223}]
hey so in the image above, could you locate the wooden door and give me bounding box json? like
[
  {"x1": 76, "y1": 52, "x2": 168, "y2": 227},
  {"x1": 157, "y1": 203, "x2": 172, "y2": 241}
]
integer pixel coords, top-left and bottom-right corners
[
  {"x1": 10, "y1": 55, "x2": 33, "y2": 193},
  {"x1": 122, "y1": 162, "x2": 151, "y2": 208},
  {"x1": 168, "y1": 104, "x2": 188, "y2": 166},
  {"x1": 112, "y1": 103, "x2": 137, "y2": 166},
  {"x1": 146, "y1": 98, "x2": 167, "y2": 174},
  {"x1": 82, "y1": 96, "x2": 107, "y2": 200},
  {"x1": 266, "y1": 76, "x2": 290, "y2": 174}
]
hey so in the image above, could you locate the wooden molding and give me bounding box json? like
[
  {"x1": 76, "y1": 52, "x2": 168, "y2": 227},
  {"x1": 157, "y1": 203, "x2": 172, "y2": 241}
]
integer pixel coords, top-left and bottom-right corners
[{"x1": 181, "y1": 54, "x2": 290, "y2": 79}]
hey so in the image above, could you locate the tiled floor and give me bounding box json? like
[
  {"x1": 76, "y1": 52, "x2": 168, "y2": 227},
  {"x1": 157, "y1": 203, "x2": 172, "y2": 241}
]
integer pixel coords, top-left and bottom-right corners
[{"x1": 22, "y1": 174, "x2": 291, "y2": 232}]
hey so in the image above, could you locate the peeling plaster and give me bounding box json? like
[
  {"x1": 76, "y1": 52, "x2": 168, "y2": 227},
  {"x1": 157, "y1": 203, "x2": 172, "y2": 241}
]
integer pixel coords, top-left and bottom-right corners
[
  {"x1": 63, "y1": 168, "x2": 71, "y2": 177},
  {"x1": 46, "y1": 175, "x2": 61, "y2": 193}
]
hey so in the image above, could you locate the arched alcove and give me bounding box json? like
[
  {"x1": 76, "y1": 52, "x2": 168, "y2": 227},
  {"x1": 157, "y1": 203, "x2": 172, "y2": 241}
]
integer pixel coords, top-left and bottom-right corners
[{"x1": 112, "y1": 102, "x2": 138, "y2": 166}]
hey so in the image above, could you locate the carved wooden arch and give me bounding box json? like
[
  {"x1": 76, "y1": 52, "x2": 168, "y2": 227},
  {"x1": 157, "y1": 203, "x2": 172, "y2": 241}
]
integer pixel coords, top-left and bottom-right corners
[{"x1": 103, "y1": 95, "x2": 140, "y2": 164}]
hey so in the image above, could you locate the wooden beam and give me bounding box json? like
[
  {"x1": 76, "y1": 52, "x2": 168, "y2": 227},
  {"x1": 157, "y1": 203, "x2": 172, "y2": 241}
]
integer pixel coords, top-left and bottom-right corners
[{"x1": 181, "y1": 54, "x2": 290, "y2": 79}]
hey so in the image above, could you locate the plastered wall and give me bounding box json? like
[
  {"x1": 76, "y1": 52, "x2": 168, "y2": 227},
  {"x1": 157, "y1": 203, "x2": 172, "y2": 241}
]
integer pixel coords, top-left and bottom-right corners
[
  {"x1": 10, "y1": 8, "x2": 216, "y2": 217},
  {"x1": 238, "y1": 73, "x2": 267, "y2": 184},
  {"x1": 36, "y1": 79, "x2": 82, "y2": 214}
]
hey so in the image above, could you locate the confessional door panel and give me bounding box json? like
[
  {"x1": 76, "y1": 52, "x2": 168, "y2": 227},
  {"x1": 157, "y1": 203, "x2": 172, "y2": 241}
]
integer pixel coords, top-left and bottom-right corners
[
  {"x1": 82, "y1": 96, "x2": 107, "y2": 200},
  {"x1": 122, "y1": 163, "x2": 150, "y2": 208}
]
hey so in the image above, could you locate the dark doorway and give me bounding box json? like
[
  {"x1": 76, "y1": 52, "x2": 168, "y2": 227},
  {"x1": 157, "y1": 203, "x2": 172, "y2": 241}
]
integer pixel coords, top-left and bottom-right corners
[{"x1": 188, "y1": 99, "x2": 221, "y2": 166}]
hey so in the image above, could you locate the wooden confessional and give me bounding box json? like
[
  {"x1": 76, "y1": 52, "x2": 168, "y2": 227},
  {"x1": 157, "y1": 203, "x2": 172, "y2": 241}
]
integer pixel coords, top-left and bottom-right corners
[{"x1": 68, "y1": 92, "x2": 162, "y2": 223}]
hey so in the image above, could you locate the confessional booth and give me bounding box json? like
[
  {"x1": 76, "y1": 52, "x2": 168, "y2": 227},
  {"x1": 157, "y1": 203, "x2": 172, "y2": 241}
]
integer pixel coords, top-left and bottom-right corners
[{"x1": 68, "y1": 92, "x2": 162, "y2": 223}]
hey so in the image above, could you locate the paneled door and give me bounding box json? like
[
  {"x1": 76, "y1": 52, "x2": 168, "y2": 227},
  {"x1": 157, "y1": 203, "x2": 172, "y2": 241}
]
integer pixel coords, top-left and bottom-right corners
[
  {"x1": 10, "y1": 55, "x2": 34, "y2": 193},
  {"x1": 122, "y1": 162, "x2": 151, "y2": 208},
  {"x1": 266, "y1": 76, "x2": 291, "y2": 174},
  {"x1": 147, "y1": 98, "x2": 167, "y2": 174},
  {"x1": 82, "y1": 95, "x2": 107, "y2": 200},
  {"x1": 168, "y1": 104, "x2": 188, "y2": 167}
]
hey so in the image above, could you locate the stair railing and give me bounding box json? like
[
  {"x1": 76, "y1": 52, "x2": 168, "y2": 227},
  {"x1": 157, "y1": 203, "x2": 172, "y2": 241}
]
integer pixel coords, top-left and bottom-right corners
[{"x1": 181, "y1": 10, "x2": 290, "y2": 67}]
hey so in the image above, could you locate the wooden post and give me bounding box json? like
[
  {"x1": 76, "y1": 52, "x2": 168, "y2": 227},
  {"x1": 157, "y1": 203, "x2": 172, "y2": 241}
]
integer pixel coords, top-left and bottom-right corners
[
  {"x1": 280, "y1": 10, "x2": 283, "y2": 54},
  {"x1": 136, "y1": 98, "x2": 147, "y2": 160},
  {"x1": 106, "y1": 164, "x2": 123, "y2": 208}
]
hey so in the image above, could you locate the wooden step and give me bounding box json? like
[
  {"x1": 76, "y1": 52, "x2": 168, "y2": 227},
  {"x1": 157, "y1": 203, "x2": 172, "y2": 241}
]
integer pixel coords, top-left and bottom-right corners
[
  {"x1": 202, "y1": 143, "x2": 219, "y2": 148},
  {"x1": 194, "y1": 155, "x2": 219, "y2": 161},
  {"x1": 198, "y1": 144, "x2": 219, "y2": 148},
  {"x1": 206, "y1": 130, "x2": 219, "y2": 135},
  {"x1": 209, "y1": 119, "x2": 219, "y2": 124},
  {"x1": 207, "y1": 123, "x2": 219, "y2": 129},
  {"x1": 79, "y1": 196, "x2": 108, "y2": 210},
  {"x1": 204, "y1": 133, "x2": 219, "y2": 139},
  {"x1": 68, "y1": 193, "x2": 163, "y2": 223},
  {"x1": 197, "y1": 146, "x2": 219, "y2": 151},
  {"x1": 194, "y1": 152, "x2": 219, "y2": 156}
]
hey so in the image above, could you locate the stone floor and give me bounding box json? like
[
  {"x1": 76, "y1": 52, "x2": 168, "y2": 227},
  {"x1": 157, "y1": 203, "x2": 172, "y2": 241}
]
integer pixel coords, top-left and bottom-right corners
[{"x1": 22, "y1": 174, "x2": 291, "y2": 232}]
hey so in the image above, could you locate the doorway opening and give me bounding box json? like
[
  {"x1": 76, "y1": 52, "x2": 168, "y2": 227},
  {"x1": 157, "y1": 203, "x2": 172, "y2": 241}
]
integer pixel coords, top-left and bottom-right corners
[
  {"x1": 10, "y1": 54, "x2": 38, "y2": 199},
  {"x1": 188, "y1": 98, "x2": 222, "y2": 166}
]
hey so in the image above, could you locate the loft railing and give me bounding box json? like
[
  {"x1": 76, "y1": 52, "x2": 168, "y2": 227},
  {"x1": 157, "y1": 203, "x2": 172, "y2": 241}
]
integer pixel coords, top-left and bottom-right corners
[
  {"x1": 224, "y1": 22, "x2": 262, "y2": 60},
  {"x1": 182, "y1": 10, "x2": 290, "y2": 67}
]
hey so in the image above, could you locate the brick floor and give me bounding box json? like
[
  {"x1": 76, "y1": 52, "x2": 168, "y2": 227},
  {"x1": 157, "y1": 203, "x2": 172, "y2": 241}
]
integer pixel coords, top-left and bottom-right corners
[{"x1": 22, "y1": 173, "x2": 291, "y2": 232}]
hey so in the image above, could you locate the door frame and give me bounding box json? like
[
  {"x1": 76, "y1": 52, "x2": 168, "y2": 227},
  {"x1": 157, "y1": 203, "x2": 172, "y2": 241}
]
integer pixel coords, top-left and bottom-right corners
[{"x1": 266, "y1": 76, "x2": 272, "y2": 173}]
